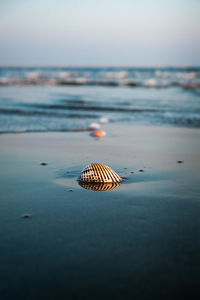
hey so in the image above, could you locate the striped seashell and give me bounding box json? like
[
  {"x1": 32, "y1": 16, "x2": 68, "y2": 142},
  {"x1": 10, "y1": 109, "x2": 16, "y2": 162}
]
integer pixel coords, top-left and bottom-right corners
[
  {"x1": 79, "y1": 163, "x2": 122, "y2": 183},
  {"x1": 79, "y1": 181, "x2": 119, "y2": 191}
]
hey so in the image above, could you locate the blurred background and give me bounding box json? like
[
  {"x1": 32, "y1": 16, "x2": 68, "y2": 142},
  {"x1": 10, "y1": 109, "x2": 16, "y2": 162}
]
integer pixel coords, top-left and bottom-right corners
[{"x1": 0, "y1": 0, "x2": 200, "y2": 133}]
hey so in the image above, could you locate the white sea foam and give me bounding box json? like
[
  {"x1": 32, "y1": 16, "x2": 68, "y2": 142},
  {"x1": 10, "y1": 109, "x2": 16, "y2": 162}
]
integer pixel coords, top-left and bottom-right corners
[
  {"x1": 176, "y1": 72, "x2": 197, "y2": 79},
  {"x1": 0, "y1": 77, "x2": 9, "y2": 84},
  {"x1": 75, "y1": 77, "x2": 86, "y2": 83},
  {"x1": 105, "y1": 71, "x2": 129, "y2": 79},
  {"x1": 26, "y1": 72, "x2": 42, "y2": 80},
  {"x1": 59, "y1": 72, "x2": 71, "y2": 79},
  {"x1": 155, "y1": 71, "x2": 169, "y2": 78},
  {"x1": 144, "y1": 79, "x2": 158, "y2": 87}
]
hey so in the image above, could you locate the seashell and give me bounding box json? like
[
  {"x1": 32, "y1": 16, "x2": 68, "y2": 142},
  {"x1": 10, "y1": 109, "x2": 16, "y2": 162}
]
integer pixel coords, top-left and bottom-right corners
[
  {"x1": 91, "y1": 130, "x2": 106, "y2": 138},
  {"x1": 89, "y1": 122, "x2": 101, "y2": 130},
  {"x1": 79, "y1": 163, "x2": 122, "y2": 183},
  {"x1": 79, "y1": 181, "x2": 119, "y2": 191}
]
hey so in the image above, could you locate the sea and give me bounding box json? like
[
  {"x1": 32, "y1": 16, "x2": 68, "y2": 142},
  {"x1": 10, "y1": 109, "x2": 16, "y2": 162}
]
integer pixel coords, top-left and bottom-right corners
[{"x1": 0, "y1": 66, "x2": 200, "y2": 133}]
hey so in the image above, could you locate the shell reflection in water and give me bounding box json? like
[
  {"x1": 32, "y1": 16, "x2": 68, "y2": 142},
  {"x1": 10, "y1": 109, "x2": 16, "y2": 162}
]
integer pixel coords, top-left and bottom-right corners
[
  {"x1": 80, "y1": 163, "x2": 122, "y2": 183},
  {"x1": 79, "y1": 181, "x2": 119, "y2": 191}
]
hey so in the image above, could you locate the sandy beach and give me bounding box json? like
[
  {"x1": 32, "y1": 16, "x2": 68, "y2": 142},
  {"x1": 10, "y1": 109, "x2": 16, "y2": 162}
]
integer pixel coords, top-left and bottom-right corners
[
  {"x1": 0, "y1": 123, "x2": 200, "y2": 299},
  {"x1": 1, "y1": 0, "x2": 200, "y2": 298}
]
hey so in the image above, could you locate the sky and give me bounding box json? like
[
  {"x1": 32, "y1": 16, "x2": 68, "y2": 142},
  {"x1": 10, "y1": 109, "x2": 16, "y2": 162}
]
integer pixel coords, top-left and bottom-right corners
[{"x1": 0, "y1": 0, "x2": 199, "y2": 66}]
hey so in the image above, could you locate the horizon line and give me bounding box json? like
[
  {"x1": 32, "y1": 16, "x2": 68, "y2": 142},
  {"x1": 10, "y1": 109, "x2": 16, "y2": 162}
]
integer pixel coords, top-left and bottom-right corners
[{"x1": 0, "y1": 64, "x2": 200, "y2": 69}]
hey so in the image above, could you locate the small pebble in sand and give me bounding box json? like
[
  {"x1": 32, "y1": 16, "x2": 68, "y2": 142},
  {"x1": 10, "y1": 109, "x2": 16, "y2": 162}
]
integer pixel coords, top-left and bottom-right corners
[
  {"x1": 91, "y1": 130, "x2": 106, "y2": 138},
  {"x1": 177, "y1": 160, "x2": 184, "y2": 164},
  {"x1": 21, "y1": 214, "x2": 31, "y2": 219},
  {"x1": 40, "y1": 162, "x2": 48, "y2": 166},
  {"x1": 139, "y1": 169, "x2": 144, "y2": 172}
]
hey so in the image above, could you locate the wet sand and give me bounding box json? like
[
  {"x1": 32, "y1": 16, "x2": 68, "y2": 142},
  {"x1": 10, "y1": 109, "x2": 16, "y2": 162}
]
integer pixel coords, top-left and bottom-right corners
[{"x1": 0, "y1": 124, "x2": 200, "y2": 300}]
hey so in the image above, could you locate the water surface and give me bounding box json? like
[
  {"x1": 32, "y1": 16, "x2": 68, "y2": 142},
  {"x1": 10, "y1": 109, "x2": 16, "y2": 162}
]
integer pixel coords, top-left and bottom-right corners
[{"x1": 0, "y1": 67, "x2": 200, "y2": 133}]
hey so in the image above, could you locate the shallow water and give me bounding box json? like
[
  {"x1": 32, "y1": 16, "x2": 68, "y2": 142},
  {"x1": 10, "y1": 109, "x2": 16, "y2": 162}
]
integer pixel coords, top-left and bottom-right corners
[{"x1": 0, "y1": 67, "x2": 200, "y2": 133}]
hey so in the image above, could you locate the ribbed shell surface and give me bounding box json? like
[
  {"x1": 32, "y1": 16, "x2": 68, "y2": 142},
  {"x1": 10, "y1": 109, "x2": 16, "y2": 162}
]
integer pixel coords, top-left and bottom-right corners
[
  {"x1": 80, "y1": 163, "x2": 122, "y2": 183},
  {"x1": 79, "y1": 181, "x2": 119, "y2": 191}
]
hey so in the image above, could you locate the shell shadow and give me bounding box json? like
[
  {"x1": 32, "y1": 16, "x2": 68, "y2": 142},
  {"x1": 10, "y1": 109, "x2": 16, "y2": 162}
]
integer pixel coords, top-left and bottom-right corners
[{"x1": 78, "y1": 181, "x2": 120, "y2": 191}]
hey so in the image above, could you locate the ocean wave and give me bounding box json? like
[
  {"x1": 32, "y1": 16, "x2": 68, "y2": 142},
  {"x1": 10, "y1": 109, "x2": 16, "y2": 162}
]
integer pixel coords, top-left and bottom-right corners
[
  {"x1": 1, "y1": 113, "x2": 200, "y2": 134},
  {"x1": 1, "y1": 67, "x2": 200, "y2": 132},
  {"x1": 0, "y1": 107, "x2": 99, "y2": 118},
  {"x1": 24, "y1": 103, "x2": 159, "y2": 113},
  {"x1": 0, "y1": 127, "x2": 94, "y2": 134},
  {"x1": 0, "y1": 78, "x2": 200, "y2": 90},
  {"x1": 0, "y1": 66, "x2": 199, "y2": 89}
]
